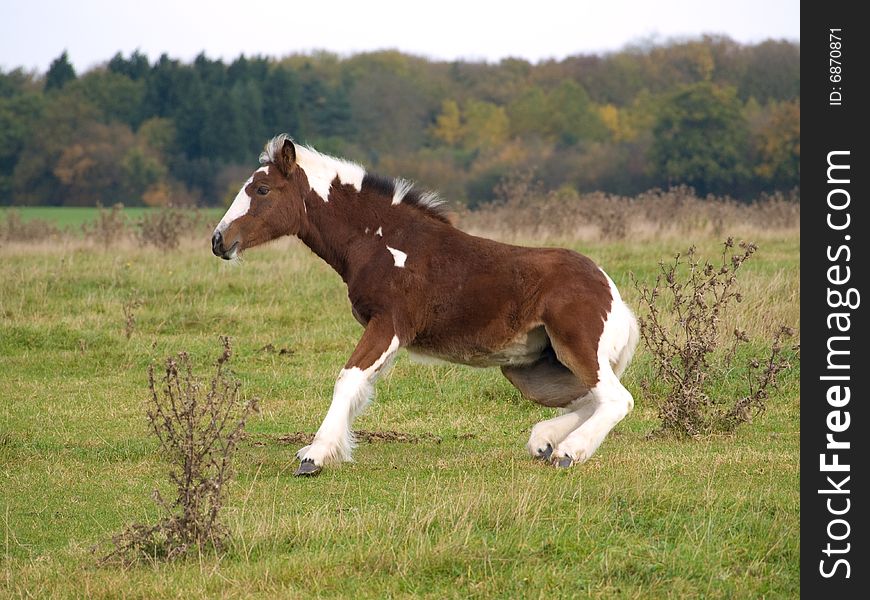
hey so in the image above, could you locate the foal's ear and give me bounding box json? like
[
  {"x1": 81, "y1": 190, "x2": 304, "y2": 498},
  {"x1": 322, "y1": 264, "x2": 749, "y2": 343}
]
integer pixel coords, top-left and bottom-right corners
[{"x1": 275, "y1": 138, "x2": 297, "y2": 177}]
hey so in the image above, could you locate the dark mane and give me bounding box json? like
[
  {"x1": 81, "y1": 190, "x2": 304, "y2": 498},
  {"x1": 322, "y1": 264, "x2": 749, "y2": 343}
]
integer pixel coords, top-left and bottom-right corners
[{"x1": 361, "y1": 173, "x2": 451, "y2": 224}]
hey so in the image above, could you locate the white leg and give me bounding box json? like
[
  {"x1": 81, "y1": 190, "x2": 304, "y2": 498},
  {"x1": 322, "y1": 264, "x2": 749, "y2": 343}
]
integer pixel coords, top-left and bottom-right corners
[
  {"x1": 527, "y1": 393, "x2": 596, "y2": 458},
  {"x1": 554, "y1": 372, "x2": 634, "y2": 466},
  {"x1": 297, "y1": 367, "x2": 375, "y2": 465},
  {"x1": 298, "y1": 334, "x2": 399, "y2": 468}
]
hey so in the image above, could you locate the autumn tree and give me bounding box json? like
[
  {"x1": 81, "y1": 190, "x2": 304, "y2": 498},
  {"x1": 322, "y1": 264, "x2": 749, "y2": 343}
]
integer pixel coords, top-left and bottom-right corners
[{"x1": 754, "y1": 100, "x2": 800, "y2": 189}]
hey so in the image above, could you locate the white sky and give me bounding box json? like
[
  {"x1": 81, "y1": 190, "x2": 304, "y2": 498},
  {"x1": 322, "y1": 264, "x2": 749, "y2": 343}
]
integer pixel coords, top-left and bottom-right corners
[{"x1": 1, "y1": 0, "x2": 799, "y2": 74}]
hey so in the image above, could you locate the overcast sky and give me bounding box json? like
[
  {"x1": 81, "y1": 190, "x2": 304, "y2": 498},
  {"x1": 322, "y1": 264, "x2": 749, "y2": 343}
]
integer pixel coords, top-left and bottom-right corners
[{"x1": 1, "y1": 0, "x2": 799, "y2": 74}]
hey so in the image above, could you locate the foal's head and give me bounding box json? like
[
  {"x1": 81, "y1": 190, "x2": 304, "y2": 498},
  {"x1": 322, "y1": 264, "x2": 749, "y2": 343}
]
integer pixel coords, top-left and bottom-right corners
[{"x1": 211, "y1": 136, "x2": 308, "y2": 260}]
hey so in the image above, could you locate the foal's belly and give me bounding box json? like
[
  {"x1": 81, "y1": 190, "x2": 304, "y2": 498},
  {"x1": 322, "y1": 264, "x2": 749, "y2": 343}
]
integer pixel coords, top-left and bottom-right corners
[{"x1": 407, "y1": 326, "x2": 549, "y2": 368}]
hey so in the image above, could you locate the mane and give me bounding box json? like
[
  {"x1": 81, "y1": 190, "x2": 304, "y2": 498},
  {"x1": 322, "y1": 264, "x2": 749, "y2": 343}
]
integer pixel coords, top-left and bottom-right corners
[
  {"x1": 360, "y1": 173, "x2": 451, "y2": 223},
  {"x1": 260, "y1": 134, "x2": 450, "y2": 223}
]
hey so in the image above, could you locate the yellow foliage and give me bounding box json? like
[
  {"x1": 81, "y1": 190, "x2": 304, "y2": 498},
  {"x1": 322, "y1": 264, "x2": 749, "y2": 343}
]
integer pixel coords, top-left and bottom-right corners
[
  {"x1": 598, "y1": 105, "x2": 621, "y2": 140},
  {"x1": 462, "y1": 100, "x2": 509, "y2": 151},
  {"x1": 429, "y1": 99, "x2": 462, "y2": 146}
]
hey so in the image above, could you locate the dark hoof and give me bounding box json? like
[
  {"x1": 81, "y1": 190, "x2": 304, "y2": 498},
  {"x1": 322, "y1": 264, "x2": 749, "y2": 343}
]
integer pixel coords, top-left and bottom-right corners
[
  {"x1": 556, "y1": 455, "x2": 573, "y2": 469},
  {"x1": 537, "y1": 443, "x2": 554, "y2": 461},
  {"x1": 294, "y1": 458, "x2": 322, "y2": 477}
]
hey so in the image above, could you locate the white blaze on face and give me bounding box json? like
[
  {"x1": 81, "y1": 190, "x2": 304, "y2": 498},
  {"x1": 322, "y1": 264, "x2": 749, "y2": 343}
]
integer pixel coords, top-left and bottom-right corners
[{"x1": 215, "y1": 166, "x2": 269, "y2": 234}]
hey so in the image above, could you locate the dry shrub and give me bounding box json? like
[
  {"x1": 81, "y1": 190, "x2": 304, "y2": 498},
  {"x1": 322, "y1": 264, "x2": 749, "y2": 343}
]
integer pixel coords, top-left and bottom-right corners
[
  {"x1": 0, "y1": 209, "x2": 62, "y2": 242},
  {"x1": 136, "y1": 207, "x2": 211, "y2": 250},
  {"x1": 101, "y1": 337, "x2": 257, "y2": 564},
  {"x1": 461, "y1": 181, "x2": 800, "y2": 241},
  {"x1": 632, "y1": 239, "x2": 795, "y2": 436},
  {"x1": 82, "y1": 202, "x2": 130, "y2": 247}
]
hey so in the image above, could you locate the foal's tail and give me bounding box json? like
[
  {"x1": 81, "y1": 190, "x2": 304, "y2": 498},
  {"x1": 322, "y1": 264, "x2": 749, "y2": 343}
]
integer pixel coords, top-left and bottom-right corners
[
  {"x1": 600, "y1": 269, "x2": 640, "y2": 379},
  {"x1": 613, "y1": 303, "x2": 639, "y2": 378}
]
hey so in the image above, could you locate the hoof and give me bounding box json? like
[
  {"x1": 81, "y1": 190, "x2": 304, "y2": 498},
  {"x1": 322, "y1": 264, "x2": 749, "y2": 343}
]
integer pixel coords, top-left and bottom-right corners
[
  {"x1": 555, "y1": 455, "x2": 573, "y2": 469},
  {"x1": 536, "y1": 443, "x2": 554, "y2": 461},
  {"x1": 294, "y1": 458, "x2": 322, "y2": 477}
]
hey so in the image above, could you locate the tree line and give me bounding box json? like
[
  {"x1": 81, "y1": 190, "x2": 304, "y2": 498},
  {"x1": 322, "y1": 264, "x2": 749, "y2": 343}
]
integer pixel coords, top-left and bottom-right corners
[{"x1": 0, "y1": 36, "x2": 799, "y2": 208}]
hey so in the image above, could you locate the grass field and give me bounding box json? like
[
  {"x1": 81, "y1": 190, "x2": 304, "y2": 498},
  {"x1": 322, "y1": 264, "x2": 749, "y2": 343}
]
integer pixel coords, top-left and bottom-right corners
[
  {"x1": 1, "y1": 225, "x2": 799, "y2": 598},
  {"x1": 0, "y1": 206, "x2": 225, "y2": 231}
]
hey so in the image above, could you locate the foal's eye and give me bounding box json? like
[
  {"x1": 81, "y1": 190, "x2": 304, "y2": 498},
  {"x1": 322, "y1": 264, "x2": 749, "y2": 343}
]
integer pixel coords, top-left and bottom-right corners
[{"x1": 257, "y1": 186, "x2": 270, "y2": 196}]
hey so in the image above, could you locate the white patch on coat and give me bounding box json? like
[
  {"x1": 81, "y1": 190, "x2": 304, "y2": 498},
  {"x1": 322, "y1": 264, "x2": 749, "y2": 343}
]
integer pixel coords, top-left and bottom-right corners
[
  {"x1": 298, "y1": 336, "x2": 400, "y2": 465},
  {"x1": 259, "y1": 134, "x2": 365, "y2": 202},
  {"x1": 392, "y1": 178, "x2": 414, "y2": 205},
  {"x1": 386, "y1": 246, "x2": 407, "y2": 268},
  {"x1": 294, "y1": 144, "x2": 365, "y2": 202},
  {"x1": 375, "y1": 226, "x2": 383, "y2": 237}
]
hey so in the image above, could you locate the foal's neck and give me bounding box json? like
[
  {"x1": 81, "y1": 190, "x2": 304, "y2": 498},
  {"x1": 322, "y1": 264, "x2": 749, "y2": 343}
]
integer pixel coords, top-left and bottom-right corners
[{"x1": 295, "y1": 185, "x2": 402, "y2": 282}]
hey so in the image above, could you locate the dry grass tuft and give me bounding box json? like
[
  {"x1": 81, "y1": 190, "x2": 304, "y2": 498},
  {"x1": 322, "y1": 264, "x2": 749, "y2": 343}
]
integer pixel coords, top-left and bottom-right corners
[{"x1": 122, "y1": 292, "x2": 143, "y2": 339}]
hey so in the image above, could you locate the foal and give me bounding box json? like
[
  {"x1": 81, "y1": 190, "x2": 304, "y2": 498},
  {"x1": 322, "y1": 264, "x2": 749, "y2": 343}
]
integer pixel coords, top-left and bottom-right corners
[{"x1": 212, "y1": 134, "x2": 639, "y2": 476}]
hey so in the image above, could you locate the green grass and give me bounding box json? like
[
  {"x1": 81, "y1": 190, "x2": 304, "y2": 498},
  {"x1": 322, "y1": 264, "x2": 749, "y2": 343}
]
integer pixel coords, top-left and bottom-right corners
[
  {"x1": 0, "y1": 231, "x2": 799, "y2": 598},
  {"x1": 1, "y1": 206, "x2": 224, "y2": 230}
]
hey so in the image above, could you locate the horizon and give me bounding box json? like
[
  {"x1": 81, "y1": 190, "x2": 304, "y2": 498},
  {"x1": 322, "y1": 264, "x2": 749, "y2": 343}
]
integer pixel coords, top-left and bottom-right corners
[
  {"x1": 1, "y1": 0, "x2": 799, "y2": 74},
  {"x1": 10, "y1": 34, "x2": 801, "y2": 77}
]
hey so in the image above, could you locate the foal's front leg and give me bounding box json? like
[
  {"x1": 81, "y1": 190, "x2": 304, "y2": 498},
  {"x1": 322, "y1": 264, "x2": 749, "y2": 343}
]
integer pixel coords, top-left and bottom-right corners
[{"x1": 295, "y1": 317, "x2": 400, "y2": 476}]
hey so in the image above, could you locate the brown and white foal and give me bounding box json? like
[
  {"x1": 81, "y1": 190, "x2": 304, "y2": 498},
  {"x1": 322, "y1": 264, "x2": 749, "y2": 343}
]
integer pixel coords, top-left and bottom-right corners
[{"x1": 212, "y1": 134, "x2": 639, "y2": 476}]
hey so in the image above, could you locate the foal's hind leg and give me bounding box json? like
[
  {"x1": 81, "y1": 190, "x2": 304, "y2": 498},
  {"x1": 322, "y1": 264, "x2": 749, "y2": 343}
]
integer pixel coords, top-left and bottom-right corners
[
  {"x1": 553, "y1": 369, "x2": 633, "y2": 467},
  {"x1": 501, "y1": 357, "x2": 594, "y2": 459},
  {"x1": 543, "y1": 307, "x2": 635, "y2": 467},
  {"x1": 526, "y1": 395, "x2": 597, "y2": 460}
]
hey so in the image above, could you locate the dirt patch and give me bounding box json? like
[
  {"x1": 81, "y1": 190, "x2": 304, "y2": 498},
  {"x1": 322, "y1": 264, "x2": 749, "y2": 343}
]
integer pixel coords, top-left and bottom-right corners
[
  {"x1": 259, "y1": 430, "x2": 477, "y2": 447},
  {"x1": 258, "y1": 343, "x2": 295, "y2": 356}
]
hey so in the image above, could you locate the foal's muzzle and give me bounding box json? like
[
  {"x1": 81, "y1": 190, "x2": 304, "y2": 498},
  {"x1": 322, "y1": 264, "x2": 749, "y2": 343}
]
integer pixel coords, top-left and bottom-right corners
[
  {"x1": 211, "y1": 231, "x2": 224, "y2": 257},
  {"x1": 211, "y1": 230, "x2": 237, "y2": 260}
]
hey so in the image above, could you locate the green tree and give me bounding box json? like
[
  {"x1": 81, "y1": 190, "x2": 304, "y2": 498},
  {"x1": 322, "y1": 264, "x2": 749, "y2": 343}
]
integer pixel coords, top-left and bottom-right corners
[
  {"x1": 69, "y1": 70, "x2": 145, "y2": 127},
  {"x1": 45, "y1": 51, "x2": 77, "y2": 92},
  {"x1": 649, "y1": 82, "x2": 750, "y2": 196},
  {"x1": 544, "y1": 81, "x2": 608, "y2": 145},
  {"x1": 262, "y1": 65, "x2": 301, "y2": 136},
  {"x1": 108, "y1": 50, "x2": 150, "y2": 81},
  {"x1": 507, "y1": 87, "x2": 548, "y2": 138},
  {"x1": 0, "y1": 93, "x2": 45, "y2": 202}
]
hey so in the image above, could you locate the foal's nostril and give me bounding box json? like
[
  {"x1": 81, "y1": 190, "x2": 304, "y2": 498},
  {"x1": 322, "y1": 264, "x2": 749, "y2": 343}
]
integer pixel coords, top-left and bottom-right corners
[{"x1": 211, "y1": 231, "x2": 223, "y2": 257}]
